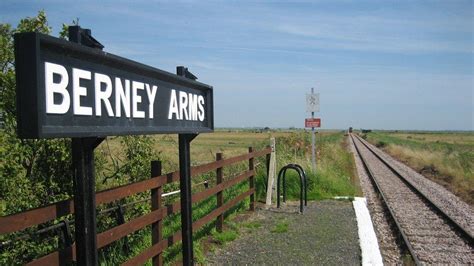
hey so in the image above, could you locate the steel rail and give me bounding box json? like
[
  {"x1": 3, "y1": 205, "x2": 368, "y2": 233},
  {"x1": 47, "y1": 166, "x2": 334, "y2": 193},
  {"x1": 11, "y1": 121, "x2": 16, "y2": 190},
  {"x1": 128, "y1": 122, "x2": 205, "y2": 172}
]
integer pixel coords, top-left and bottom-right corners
[
  {"x1": 350, "y1": 134, "x2": 421, "y2": 266},
  {"x1": 354, "y1": 134, "x2": 474, "y2": 244}
]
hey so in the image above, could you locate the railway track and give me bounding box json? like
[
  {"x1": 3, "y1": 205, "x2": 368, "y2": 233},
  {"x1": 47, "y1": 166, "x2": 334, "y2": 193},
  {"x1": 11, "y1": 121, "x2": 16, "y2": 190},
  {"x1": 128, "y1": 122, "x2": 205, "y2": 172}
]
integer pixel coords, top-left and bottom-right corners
[{"x1": 350, "y1": 134, "x2": 473, "y2": 264}]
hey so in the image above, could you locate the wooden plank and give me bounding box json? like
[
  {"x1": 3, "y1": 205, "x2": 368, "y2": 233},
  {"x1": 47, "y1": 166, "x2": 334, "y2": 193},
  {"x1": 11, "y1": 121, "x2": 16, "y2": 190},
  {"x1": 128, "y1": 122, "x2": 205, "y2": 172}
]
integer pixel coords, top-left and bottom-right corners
[
  {"x1": 0, "y1": 199, "x2": 73, "y2": 235},
  {"x1": 27, "y1": 244, "x2": 76, "y2": 266},
  {"x1": 193, "y1": 189, "x2": 254, "y2": 230},
  {"x1": 160, "y1": 170, "x2": 253, "y2": 219},
  {"x1": 0, "y1": 175, "x2": 166, "y2": 234},
  {"x1": 250, "y1": 147, "x2": 272, "y2": 158},
  {"x1": 216, "y1": 153, "x2": 224, "y2": 233},
  {"x1": 97, "y1": 208, "x2": 166, "y2": 249},
  {"x1": 249, "y1": 147, "x2": 255, "y2": 211},
  {"x1": 96, "y1": 175, "x2": 167, "y2": 206},
  {"x1": 28, "y1": 208, "x2": 167, "y2": 265},
  {"x1": 191, "y1": 148, "x2": 271, "y2": 176},
  {"x1": 192, "y1": 170, "x2": 254, "y2": 203},
  {"x1": 122, "y1": 231, "x2": 182, "y2": 266}
]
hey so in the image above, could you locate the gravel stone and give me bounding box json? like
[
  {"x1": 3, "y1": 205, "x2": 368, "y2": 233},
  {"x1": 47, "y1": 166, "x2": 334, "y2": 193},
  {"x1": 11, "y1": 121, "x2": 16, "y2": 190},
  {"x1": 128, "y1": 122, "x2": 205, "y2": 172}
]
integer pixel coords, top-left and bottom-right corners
[
  {"x1": 206, "y1": 201, "x2": 361, "y2": 265},
  {"x1": 348, "y1": 136, "x2": 405, "y2": 265}
]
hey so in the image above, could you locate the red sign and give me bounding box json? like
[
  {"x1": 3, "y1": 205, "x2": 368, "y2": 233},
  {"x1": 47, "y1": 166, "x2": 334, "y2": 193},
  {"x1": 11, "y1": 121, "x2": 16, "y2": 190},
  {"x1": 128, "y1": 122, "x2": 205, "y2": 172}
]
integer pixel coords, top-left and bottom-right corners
[{"x1": 305, "y1": 118, "x2": 321, "y2": 128}]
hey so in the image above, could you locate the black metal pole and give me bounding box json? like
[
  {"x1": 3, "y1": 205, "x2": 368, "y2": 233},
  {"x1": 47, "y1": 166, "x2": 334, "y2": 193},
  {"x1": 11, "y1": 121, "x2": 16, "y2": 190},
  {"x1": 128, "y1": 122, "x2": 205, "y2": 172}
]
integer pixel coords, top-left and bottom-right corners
[
  {"x1": 179, "y1": 134, "x2": 197, "y2": 266},
  {"x1": 176, "y1": 66, "x2": 199, "y2": 266},
  {"x1": 72, "y1": 137, "x2": 103, "y2": 265},
  {"x1": 68, "y1": 26, "x2": 104, "y2": 266}
]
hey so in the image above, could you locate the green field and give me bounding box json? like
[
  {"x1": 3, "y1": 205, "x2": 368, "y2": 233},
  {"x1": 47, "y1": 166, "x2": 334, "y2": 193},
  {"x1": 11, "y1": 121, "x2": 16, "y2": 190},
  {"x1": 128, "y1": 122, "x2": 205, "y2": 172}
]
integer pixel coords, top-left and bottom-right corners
[{"x1": 362, "y1": 131, "x2": 473, "y2": 205}]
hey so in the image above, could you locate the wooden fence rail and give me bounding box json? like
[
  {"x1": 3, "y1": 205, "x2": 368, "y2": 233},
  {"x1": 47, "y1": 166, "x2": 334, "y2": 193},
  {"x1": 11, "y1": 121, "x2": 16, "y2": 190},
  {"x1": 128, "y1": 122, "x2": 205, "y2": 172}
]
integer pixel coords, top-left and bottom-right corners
[{"x1": 0, "y1": 146, "x2": 272, "y2": 265}]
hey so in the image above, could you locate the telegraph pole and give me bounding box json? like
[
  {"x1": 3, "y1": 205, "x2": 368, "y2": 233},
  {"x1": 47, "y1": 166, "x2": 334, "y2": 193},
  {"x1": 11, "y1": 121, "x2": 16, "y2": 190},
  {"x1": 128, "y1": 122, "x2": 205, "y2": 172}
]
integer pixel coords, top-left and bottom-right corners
[
  {"x1": 311, "y1": 88, "x2": 316, "y2": 172},
  {"x1": 305, "y1": 88, "x2": 319, "y2": 172}
]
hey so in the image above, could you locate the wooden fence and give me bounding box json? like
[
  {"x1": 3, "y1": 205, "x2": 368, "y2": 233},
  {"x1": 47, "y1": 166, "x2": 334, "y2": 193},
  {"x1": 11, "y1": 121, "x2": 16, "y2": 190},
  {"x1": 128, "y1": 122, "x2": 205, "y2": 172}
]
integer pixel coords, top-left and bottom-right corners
[{"x1": 0, "y1": 146, "x2": 272, "y2": 265}]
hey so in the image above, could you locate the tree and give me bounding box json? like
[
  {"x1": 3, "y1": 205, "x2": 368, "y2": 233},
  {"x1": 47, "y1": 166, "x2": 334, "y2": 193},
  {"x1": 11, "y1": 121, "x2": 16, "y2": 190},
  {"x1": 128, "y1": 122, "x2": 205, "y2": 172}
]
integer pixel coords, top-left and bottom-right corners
[{"x1": 0, "y1": 11, "x2": 73, "y2": 216}]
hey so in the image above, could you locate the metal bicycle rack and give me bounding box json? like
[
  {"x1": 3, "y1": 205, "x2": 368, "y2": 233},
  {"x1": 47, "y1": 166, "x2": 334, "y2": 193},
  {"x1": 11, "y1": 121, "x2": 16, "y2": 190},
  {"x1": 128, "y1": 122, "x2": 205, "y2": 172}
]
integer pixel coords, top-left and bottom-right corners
[{"x1": 277, "y1": 164, "x2": 308, "y2": 213}]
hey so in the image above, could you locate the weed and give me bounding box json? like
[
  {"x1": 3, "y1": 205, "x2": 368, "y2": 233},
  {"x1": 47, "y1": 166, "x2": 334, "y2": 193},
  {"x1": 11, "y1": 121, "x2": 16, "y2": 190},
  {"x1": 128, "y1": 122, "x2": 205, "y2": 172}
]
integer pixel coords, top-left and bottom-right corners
[
  {"x1": 375, "y1": 141, "x2": 387, "y2": 148},
  {"x1": 243, "y1": 221, "x2": 262, "y2": 230},
  {"x1": 193, "y1": 240, "x2": 207, "y2": 264},
  {"x1": 271, "y1": 220, "x2": 289, "y2": 233},
  {"x1": 212, "y1": 230, "x2": 239, "y2": 245}
]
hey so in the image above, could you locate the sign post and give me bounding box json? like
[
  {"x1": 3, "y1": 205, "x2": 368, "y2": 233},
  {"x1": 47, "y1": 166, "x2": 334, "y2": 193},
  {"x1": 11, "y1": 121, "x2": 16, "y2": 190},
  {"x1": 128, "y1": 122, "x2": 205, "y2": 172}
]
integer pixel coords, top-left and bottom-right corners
[
  {"x1": 71, "y1": 137, "x2": 103, "y2": 265},
  {"x1": 14, "y1": 27, "x2": 214, "y2": 266},
  {"x1": 306, "y1": 88, "x2": 319, "y2": 172},
  {"x1": 69, "y1": 26, "x2": 105, "y2": 266},
  {"x1": 178, "y1": 134, "x2": 196, "y2": 265},
  {"x1": 176, "y1": 66, "x2": 199, "y2": 265}
]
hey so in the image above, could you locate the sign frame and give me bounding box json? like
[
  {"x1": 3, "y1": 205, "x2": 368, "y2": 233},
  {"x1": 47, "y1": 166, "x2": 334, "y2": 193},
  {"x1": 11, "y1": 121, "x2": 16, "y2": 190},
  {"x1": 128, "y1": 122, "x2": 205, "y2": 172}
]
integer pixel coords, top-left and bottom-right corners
[
  {"x1": 305, "y1": 118, "x2": 321, "y2": 128},
  {"x1": 306, "y1": 92, "x2": 320, "y2": 113},
  {"x1": 14, "y1": 32, "x2": 214, "y2": 139}
]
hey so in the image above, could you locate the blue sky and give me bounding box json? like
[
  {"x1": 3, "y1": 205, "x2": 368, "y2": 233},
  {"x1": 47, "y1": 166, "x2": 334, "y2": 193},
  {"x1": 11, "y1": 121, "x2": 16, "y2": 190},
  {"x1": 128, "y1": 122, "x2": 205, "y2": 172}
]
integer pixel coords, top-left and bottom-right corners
[{"x1": 1, "y1": 0, "x2": 473, "y2": 130}]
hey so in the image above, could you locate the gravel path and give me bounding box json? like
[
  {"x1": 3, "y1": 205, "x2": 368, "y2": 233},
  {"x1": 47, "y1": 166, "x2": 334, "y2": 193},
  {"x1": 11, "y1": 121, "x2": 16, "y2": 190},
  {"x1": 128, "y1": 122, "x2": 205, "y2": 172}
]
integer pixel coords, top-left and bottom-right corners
[
  {"x1": 352, "y1": 135, "x2": 473, "y2": 264},
  {"x1": 348, "y1": 136, "x2": 405, "y2": 264},
  {"x1": 206, "y1": 201, "x2": 361, "y2": 265}
]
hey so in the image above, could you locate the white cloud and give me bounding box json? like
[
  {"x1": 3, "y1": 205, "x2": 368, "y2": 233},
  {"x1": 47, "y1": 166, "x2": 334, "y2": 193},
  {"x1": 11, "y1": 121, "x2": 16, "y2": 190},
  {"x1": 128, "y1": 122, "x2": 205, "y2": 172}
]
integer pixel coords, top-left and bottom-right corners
[{"x1": 273, "y1": 14, "x2": 473, "y2": 54}]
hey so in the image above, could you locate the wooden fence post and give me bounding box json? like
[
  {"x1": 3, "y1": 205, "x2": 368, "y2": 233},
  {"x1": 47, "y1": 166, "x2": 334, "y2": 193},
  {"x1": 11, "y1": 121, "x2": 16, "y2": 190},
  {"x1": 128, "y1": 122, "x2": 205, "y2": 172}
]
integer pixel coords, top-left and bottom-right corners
[
  {"x1": 266, "y1": 138, "x2": 276, "y2": 206},
  {"x1": 216, "y1": 153, "x2": 224, "y2": 232},
  {"x1": 248, "y1": 147, "x2": 255, "y2": 211},
  {"x1": 150, "y1": 160, "x2": 163, "y2": 266}
]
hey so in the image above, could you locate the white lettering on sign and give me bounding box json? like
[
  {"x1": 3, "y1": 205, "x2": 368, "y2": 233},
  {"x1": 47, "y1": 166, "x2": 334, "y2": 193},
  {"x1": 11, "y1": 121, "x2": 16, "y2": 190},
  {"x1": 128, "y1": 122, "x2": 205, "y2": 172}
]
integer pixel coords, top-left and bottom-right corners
[
  {"x1": 145, "y1": 84, "x2": 157, "y2": 119},
  {"x1": 188, "y1": 93, "x2": 198, "y2": 121},
  {"x1": 115, "y1": 77, "x2": 131, "y2": 118},
  {"x1": 44, "y1": 62, "x2": 205, "y2": 122},
  {"x1": 179, "y1": 91, "x2": 188, "y2": 120},
  {"x1": 45, "y1": 62, "x2": 70, "y2": 114},
  {"x1": 168, "y1": 90, "x2": 179, "y2": 120},
  {"x1": 167, "y1": 89, "x2": 205, "y2": 121},
  {"x1": 198, "y1": 96, "x2": 204, "y2": 121},
  {"x1": 94, "y1": 73, "x2": 114, "y2": 117},
  {"x1": 44, "y1": 62, "x2": 157, "y2": 119},
  {"x1": 132, "y1": 81, "x2": 145, "y2": 119},
  {"x1": 72, "y1": 68, "x2": 93, "y2": 116}
]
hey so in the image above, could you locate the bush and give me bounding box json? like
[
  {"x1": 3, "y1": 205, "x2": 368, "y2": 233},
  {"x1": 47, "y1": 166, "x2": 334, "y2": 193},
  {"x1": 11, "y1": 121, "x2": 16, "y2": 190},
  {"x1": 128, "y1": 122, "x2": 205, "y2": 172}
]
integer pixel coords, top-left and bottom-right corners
[{"x1": 376, "y1": 141, "x2": 387, "y2": 148}]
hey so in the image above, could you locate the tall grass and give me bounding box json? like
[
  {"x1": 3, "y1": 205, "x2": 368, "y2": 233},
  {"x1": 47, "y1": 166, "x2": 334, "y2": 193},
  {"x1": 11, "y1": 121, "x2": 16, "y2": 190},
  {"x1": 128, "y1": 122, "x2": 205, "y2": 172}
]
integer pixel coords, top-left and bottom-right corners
[{"x1": 255, "y1": 131, "x2": 361, "y2": 201}]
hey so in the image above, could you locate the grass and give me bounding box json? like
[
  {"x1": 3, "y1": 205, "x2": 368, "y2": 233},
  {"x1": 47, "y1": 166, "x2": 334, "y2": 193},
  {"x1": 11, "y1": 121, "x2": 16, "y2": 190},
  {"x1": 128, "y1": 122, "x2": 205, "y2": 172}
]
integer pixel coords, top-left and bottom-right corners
[
  {"x1": 257, "y1": 131, "x2": 362, "y2": 202},
  {"x1": 212, "y1": 230, "x2": 239, "y2": 244},
  {"x1": 363, "y1": 131, "x2": 473, "y2": 205},
  {"x1": 270, "y1": 220, "x2": 289, "y2": 233},
  {"x1": 243, "y1": 221, "x2": 262, "y2": 230}
]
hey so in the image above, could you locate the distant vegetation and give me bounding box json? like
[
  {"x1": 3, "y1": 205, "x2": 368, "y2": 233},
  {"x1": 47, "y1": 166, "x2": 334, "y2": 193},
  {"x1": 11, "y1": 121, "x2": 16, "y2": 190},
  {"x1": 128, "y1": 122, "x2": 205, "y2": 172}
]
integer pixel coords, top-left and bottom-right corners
[{"x1": 363, "y1": 131, "x2": 473, "y2": 205}]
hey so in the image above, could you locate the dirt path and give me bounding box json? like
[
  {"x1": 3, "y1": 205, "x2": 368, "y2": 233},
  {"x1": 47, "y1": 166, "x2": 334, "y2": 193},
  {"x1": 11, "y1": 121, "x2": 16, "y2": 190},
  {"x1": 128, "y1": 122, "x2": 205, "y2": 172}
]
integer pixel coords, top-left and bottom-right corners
[{"x1": 206, "y1": 200, "x2": 361, "y2": 265}]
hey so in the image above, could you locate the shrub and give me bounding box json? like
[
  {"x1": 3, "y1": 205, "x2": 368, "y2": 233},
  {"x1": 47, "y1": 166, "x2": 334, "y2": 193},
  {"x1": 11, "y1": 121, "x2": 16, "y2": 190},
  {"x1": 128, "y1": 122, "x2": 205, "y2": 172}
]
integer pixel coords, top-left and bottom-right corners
[{"x1": 376, "y1": 141, "x2": 387, "y2": 148}]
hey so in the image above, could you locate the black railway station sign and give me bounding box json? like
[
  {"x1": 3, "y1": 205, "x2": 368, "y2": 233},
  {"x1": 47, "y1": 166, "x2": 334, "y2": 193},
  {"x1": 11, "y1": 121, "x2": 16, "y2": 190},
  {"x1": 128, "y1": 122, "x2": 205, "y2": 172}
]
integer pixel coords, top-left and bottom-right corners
[
  {"x1": 14, "y1": 26, "x2": 213, "y2": 266},
  {"x1": 15, "y1": 31, "x2": 213, "y2": 138}
]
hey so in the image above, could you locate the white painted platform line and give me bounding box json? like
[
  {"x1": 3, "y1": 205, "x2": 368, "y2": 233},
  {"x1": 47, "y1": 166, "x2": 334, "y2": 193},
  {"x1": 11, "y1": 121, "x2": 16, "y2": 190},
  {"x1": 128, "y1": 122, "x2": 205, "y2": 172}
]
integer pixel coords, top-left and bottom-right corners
[{"x1": 353, "y1": 197, "x2": 384, "y2": 266}]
